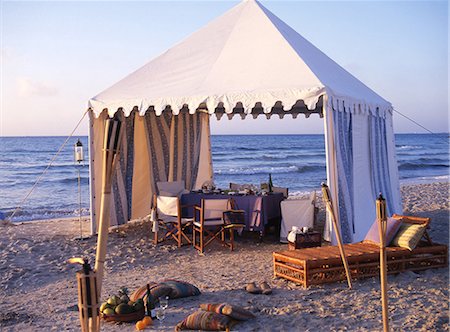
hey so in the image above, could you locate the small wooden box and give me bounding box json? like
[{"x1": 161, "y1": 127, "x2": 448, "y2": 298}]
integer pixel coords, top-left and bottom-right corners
[{"x1": 288, "y1": 231, "x2": 321, "y2": 250}]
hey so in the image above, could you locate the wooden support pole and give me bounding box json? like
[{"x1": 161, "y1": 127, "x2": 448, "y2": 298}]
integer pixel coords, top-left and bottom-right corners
[
  {"x1": 321, "y1": 183, "x2": 352, "y2": 289},
  {"x1": 94, "y1": 117, "x2": 122, "y2": 297},
  {"x1": 376, "y1": 193, "x2": 390, "y2": 332}
]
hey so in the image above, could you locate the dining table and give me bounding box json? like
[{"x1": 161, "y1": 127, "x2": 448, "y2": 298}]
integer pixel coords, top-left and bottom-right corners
[{"x1": 180, "y1": 191, "x2": 284, "y2": 233}]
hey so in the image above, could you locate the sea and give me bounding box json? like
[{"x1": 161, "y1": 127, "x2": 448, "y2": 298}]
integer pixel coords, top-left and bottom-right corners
[{"x1": 0, "y1": 134, "x2": 448, "y2": 222}]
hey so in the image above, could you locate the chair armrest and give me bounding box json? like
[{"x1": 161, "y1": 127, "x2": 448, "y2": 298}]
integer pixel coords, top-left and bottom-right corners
[
  {"x1": 224, "y1": 209, "x2": 246, "y2": 213},
  {"x1": 193, "y1": 205, "x2": 202, "y2": 222}
]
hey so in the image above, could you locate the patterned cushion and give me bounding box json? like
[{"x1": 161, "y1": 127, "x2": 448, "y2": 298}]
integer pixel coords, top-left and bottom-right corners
[
  {"x1": 200, "y1": 303, "x2": 255, "y2": 321},
  {"x1": 129, "y1": 283, "x2": 172, "y2": 302},
  {"x1": 390, "y1": 223, "x2": 427, "y2": 250},
  {"x1": 131, "y1": 280, "x2": 200, "y2": 301},
  {"x1": 161, "y1": 280, "x2": 201, "y2": 299},
  {"x1": 176, "y1": 311, "x2": 234, "y2": 331},
  {"x1": 364, "y1": 217, "x2": 403, "y2": 245}
]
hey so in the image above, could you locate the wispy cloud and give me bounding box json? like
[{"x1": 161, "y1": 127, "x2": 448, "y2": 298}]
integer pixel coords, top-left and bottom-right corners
[{"x1": 16, "y1": 77, "x2": 58, "y2": 97}]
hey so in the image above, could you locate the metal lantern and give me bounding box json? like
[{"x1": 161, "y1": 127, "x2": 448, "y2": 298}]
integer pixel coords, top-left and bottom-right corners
[
  {"x1": 74, "y1": 139, "x2": 87, "y2": 240},
  {"x1": 75, "y1": 139, "x2": 84, "y2": 163}
]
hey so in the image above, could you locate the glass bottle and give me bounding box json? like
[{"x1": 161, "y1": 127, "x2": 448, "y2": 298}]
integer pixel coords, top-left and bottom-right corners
[{"x1": 268, "y1": 173, "x2": 273, "y2": 193}]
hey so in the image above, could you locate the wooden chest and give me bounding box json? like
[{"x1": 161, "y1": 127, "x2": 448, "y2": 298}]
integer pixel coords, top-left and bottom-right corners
[{"x1": 288, "y1": 231, "x2": 321, "y2": 250}]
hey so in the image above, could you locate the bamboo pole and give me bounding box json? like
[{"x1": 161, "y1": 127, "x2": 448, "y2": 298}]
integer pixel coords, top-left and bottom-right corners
[
  {"x1": 376, "y1": 193, "x2": 389, "y2": 332},
  {"x1": 94, "y1": 117, "x2": 122, "y2": 297},
  {"x1": 321, "y1": 183, "x2": 352, "y2": 289}
]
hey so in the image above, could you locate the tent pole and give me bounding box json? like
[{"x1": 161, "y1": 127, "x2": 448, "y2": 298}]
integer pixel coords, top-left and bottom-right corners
[
  {"x1": 88, "y1": 111, "x2": 96, "y2": 236},
  {"x1": 322, "y1": 184, "x2": 353, "y2": 289}
]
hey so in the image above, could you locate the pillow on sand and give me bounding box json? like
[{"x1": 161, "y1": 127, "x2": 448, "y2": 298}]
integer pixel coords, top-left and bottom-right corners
[
  {"x1": 390, "y1": 223, "x2": 427, "y2": 250},
  {"x1": 176, "y1": 311, "x2": 235, "y2": 331},
  {"x1": 364, "y1": 217, "x2": 402, "y2": 245},
  {"x1": 161, "y1": 280, "x2": 201, "y2": 299},
  {"x1": 200, "y1": 303, "x2": 255, "y2": 321},
  {"x1": 130, "y1": 283, "x2": 172, "y2": 302}
]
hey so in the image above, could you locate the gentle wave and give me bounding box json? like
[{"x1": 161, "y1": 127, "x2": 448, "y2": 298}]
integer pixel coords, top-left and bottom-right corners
[
  {"x1": 399, "y1": 162, "x2": 449, "y2": 171},
  {"x1": 215, "y1": 164, "x2": 322, "y2": 175},
  {"x1": 396, "y1": 145, "x2": 421, "y2": 150},
  {"x1": 7, "y1": 208, "x2": 90, "y2": 223}
]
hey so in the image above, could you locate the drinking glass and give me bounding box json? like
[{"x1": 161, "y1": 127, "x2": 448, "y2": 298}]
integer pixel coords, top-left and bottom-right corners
[
  {"x1": 159, "y1": 296, "x2": 169, "y2": 310},
  {"x1": 156, "y1": 306, "x2": 165, "y2": 329}
]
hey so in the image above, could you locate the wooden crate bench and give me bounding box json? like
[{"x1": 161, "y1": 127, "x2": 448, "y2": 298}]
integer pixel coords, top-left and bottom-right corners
[{"x1": 273, "y1": 242, "x2": 448, "y2": 288}]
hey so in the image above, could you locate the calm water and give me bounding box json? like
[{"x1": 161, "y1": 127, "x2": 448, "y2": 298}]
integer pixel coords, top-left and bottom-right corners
[{"x1": 0, "y1": 134, "x2": 448, "y2": 222}]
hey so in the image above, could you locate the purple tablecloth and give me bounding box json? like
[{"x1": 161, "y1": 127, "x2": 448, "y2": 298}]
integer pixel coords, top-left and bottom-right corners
[{"x1": 181, "y1": 192, "x2": 284, "y2": 232}]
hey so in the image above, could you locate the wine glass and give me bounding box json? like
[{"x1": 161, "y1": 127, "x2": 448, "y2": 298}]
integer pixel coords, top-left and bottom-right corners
[
  {"x1": 156, "y1": 306, "x2": 165, "y2": 329},
  {"x1": 159, "y1": 296, "x2": 169, "y2": 310}
]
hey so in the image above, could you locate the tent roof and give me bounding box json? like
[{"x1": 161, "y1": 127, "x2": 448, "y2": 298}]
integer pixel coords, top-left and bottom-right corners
[{"x1": 89, "y1": 0, "x2": 391, "y2": 118}]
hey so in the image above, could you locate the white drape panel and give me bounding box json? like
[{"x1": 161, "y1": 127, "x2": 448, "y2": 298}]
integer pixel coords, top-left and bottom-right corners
[
  {"x1": 323, "y1": 102, "x2": 339, "y2": 244},
  {"x1": 369, "y1": 111, "x2": 402, "y2": 216},
  {"x1": 333, "y1": 108, "x2": 354, "y2": 243},
  {"x1": 323, "y1": 101, "x2": 402, "y2": 244},
  {"x1": 194, "y1": 113, "x2": 214, "y2": 189},
  {"x1": 352, "y1": 112, "x2": 377, "y2": 241},
  {"x1": 385, "y1": 113, "x2": 402, "y2": 213}
]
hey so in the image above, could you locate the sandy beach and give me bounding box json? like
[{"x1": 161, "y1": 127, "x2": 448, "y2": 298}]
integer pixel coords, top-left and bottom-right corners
[{"x1": 1, "y1": 181, "x2": 448, "y2": 331}]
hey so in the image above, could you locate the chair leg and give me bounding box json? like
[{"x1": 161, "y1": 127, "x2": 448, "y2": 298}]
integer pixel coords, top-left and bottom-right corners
[
  {"x1": 200, "y1": 229, "x2": 204, "y2": 253},
  {"x1": 177, "y1": 226, "x2": 182, "y2": 248},
  {"x1": 229, "y1": 228, "x2": 234, "y2": 251},
  {"x1": 153, "y1": 230, "x2": 158, "y2": 245}
]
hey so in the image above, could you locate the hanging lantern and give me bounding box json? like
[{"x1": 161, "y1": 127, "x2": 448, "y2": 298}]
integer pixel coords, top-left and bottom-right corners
[{"x1": 75, "y1": 139, "x2": 84, "y2": 163}]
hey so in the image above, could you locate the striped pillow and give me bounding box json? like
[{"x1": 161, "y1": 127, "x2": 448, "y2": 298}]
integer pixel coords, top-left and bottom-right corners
[
  {"x1": 200, "y1": 303, "x2": 255, "y2": 321},
  {"x1": 390, "y1": 223, "x2": 426, "y2": 250},
  {"x1": 176, "y1": 311, "x2": 234, "y2": 331}
]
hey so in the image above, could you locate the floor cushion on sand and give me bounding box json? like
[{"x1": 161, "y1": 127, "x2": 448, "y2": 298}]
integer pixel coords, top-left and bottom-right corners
[
  {"x1": 130, "y1": 280, "x2": 201, "y2": 302},
  {"x1": 390, "y1": 223, "x2": 427, "y2": 250},
  {"x1": 176, "y1": 311, "x2": 235, "y2": 331},
  {"x1": 129, "y1": 283, "x2": 172, "y2": 302},
  {"x1": 200, "y1": 303, "x2": 255, "y2": 321},
  {"x1": 160, "y1": 280, "x2": 201, "y2": 299}
]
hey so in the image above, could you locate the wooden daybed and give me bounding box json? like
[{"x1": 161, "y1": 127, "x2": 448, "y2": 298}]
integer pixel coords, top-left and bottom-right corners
[{"x1": 273, "y1": 215, "x2": 448, "y2": 288}]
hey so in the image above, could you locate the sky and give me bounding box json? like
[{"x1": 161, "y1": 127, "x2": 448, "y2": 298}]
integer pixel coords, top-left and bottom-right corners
[{"x1": 1, "y1": 0, "x2": 448, "y2": 136}]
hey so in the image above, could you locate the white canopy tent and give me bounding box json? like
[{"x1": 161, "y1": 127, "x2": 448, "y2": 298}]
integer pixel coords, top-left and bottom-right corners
[{"x1": 88, "y1": 0, "x2": 402, "y2": 244}]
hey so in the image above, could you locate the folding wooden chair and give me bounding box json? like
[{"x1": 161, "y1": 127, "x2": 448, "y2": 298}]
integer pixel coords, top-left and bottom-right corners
[
  {"x1": 152, "y1": 194, "x2": 193, "y2": 248},
  {"x1": 193, "y1": 198, "x2": 243, "y2": 253}
]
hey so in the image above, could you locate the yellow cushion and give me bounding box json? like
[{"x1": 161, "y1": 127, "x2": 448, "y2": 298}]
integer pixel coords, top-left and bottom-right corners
[{"x1": 390, "y1": 223, "x2": 426, "y2": 250}]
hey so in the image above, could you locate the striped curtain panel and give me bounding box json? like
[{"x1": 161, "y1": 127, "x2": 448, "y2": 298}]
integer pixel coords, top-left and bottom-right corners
[
  {"x1": 144, "y1": 109, "x2": 206, "y2": 194},
  {"x1": 333, "y1": 109, "x2": 354, "y2": 243},
  {"x1": 110, "y1": 111, "x2": 136, "y2": 226},
  {"x1": 144, "y1": 109, "x2": 172, "y2": 195},
  {"x1": 369, "y1": 113, "x2": 395, "y2": 216},
  {"x1": 168, "y1": 109, "x2": 204, "y2": 190}
]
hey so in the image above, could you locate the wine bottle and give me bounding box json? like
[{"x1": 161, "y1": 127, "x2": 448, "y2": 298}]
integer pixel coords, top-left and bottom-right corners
[
  {"x1": 145, "y1": 284, "x2": 157, "y2": 319},
  {"x1": 268, "y1": 173, "x2": 273, "y2": 193}
]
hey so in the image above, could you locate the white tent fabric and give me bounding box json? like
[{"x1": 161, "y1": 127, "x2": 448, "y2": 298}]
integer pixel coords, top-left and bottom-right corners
[
  {"x1": 87, "y1": 0, "x2": 402, "y2": 243},
  {"x1": 88, "y1": 0, "x2": 391, "y2": 118}
]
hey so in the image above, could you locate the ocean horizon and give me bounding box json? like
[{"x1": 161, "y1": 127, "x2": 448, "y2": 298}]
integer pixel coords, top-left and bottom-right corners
[{"x1": 0, "y1": 133, "x2": 448, "y2": 222}]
